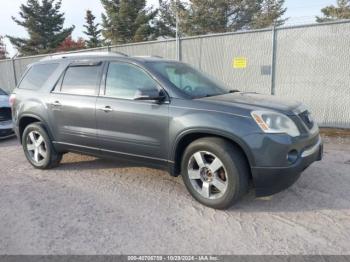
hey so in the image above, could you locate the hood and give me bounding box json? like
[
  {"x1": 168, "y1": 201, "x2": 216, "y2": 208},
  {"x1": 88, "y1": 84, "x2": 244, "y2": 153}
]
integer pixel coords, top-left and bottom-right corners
[
  {"x1": 199, "y1": 92, "x2": 303, "y2": 115},
  {"x1": 0, "y1": 95, "x2": 10, "y2": 108}
]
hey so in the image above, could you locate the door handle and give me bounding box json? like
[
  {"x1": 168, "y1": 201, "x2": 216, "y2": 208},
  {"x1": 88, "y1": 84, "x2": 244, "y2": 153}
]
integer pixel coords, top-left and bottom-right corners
[
  {"x1": 99, "y1": 106, "x2": 113, "y2": 113},
  {"x1": 51, "y1": 101, "x2": 61, "y2": 107}
]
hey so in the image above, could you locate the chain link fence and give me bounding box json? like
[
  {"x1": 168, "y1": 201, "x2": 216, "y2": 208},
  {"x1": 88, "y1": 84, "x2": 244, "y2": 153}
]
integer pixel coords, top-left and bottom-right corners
[
  {"x1": 0, "y1": 20, "x2": 349, "y2": 128},
  {"x1": 274, "y1": 21, "x2": 350, "y2": 128}
]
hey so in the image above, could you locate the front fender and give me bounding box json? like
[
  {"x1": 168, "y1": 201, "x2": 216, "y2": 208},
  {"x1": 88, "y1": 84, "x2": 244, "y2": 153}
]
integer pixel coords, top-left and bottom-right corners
[
  {"x1": 171, "y1": 127, "x2": 256, "y2": 167},
  {"x1": 168, "y1": 108, "x2": 259, "y2": 167}
]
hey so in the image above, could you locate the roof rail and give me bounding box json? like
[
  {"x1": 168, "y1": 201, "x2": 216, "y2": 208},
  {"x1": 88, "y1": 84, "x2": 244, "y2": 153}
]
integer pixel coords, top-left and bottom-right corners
[
  {"x1": 40, "y1": 51, "x2": 128, "y2": 61},
  {"x1": 133, "y1": 55, "x2": 163, "y2": 59}
]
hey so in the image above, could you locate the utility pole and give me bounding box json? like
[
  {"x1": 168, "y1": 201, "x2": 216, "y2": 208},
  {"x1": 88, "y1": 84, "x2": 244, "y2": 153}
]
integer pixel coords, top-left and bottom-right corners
[
  {"x1": 11, "y1": 53, "x2": 18, "y2": 87},
  {"x1": 270, "y1": 23, "x2": 277, "y2": 95},
  {"x1": 175, "y1": 0, "x2": 180, "y2": 61}
]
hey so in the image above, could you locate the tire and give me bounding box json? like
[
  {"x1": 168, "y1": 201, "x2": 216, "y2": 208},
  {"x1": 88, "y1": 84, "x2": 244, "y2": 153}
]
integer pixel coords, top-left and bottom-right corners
[
  {"x1": 181, "y1": 137, "x2": 249, "y2": 209},
  {"x1": 22, "y1": 122, "x2": 62, "y2": 169}
]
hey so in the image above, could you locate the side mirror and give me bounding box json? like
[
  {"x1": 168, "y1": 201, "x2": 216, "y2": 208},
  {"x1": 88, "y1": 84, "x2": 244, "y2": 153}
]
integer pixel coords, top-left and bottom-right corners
[{"x1": 134, "y1": 89, "x2": 166, "y2": 102}]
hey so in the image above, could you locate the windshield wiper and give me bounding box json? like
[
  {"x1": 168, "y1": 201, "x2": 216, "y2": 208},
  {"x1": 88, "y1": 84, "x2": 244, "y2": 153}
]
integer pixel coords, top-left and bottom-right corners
[
  {"x1": 197, "y1": 91, "x2": 237, "y2": 99},
  {"x1": 228, "y1": 89, "x2": 240, "y2": 93},
  {"x1": 204, "y1": 93, "x2": 224, "y2": 98}
]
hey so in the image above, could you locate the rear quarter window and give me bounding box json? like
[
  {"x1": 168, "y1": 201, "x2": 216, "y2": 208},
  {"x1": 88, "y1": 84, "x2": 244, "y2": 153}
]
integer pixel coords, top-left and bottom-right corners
[{"x1": 18, "y1": 63, "x2": 59, "y2": 90}]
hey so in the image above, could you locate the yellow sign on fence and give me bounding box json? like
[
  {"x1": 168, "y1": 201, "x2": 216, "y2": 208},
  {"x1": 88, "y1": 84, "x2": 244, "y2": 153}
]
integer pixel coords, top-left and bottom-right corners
[{"x1": 233, "y1": 57, "x2": 247, "y2": 69}]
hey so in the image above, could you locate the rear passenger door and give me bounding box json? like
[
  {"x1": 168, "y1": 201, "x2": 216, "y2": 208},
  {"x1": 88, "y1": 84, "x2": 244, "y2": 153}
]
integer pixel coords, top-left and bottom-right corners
[
  {"x1": 96, "y1": 61, "x2": 169, "y2": 164},
  {"x1": 48, "y1": 61, "x2": 103, "y2": 150}
]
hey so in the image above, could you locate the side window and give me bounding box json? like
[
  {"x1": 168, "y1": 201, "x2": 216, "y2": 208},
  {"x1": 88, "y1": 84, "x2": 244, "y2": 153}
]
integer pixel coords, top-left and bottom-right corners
[
  {"x1": 105, "y1": 62, "x2": 158, "y2": 99},
  {"x1": 19, "y1": 63, "x2": 59, "y2": 90},
  {"x1": 60, "y1": 65, "x2": 101, "y2": 96}
]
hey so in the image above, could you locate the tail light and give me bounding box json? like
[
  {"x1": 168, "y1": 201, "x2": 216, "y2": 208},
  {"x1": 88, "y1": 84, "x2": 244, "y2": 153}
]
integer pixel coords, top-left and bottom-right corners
[{"x1": 9, "y1": 94, "x2": 16, "y2": 107}]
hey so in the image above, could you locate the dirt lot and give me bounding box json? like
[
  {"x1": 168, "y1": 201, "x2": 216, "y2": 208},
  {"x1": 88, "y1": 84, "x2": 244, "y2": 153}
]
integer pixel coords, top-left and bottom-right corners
[{"x1": 0, "y1": 136, "x2": 350, "y2": 255}]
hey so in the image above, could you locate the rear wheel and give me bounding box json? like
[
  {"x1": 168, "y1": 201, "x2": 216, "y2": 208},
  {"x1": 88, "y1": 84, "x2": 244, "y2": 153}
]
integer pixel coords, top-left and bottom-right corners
[
  {"x1": 22, "y1": 123, "x2": 62, "y2": 169},
  {"x1": 181, "y1": 137, "x2": 249, "y2": 209}
]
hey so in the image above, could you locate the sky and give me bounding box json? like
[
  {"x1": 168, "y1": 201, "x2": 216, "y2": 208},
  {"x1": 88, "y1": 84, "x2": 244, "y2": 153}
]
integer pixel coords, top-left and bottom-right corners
[{"x1": 0, "y1": 0, "x2": 336, "y2": 56}]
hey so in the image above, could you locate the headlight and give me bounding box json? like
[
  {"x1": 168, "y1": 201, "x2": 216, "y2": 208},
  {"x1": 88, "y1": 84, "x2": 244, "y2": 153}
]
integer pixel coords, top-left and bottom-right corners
[{"x1": 251, "y1": 110, "x2": 300, "y2": 137}]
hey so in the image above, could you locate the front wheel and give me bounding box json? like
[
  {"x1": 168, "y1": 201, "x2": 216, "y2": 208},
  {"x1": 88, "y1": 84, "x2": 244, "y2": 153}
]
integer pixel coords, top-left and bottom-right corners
[
  {"x1": 181, "y1": 137, "x2": 249, "y2": 209},
  {"x1": 22, "y1": 123, "x2": 62, "y2": 169}
]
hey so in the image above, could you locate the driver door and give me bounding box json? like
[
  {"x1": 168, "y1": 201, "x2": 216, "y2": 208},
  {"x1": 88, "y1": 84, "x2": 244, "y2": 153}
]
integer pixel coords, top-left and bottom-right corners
[{"x1": 96, "y1": 61, "x2": 170, "y2": 164}]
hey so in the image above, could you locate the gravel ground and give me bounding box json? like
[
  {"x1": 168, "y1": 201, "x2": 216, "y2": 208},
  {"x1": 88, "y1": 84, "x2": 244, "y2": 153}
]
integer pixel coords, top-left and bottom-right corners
[{"x1": 0, "y1": 137, "x2": 350, "y2": 255}]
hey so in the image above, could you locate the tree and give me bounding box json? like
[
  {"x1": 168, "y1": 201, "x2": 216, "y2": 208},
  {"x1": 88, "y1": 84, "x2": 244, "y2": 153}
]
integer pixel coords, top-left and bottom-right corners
[
  {"x1": 224, "y1": 0, "x2": 263, "y2": 31},
  {"x1": 83, "y1": 10, "x2": 102, "y2": 48},
  {"x1": 56, "y1": 36, "x2": 86, "y2": 52},
  {"x1": 316, "y1": 0, "x2": 350, "y2": 22},
  {"x1": 155, "y1": 0, "x2": 186, "y2": 38},
  {"x1": 0, "y1": 36, "x2": 8, "y2": 60},
  {"x1": 7, "y1": 0, "x2": 74, "y2": 56},
  {"x1": 180, "y1": 0, "x2": 228, "y2": 35},
  {"x1": 175, "y1": 0, "x2": 262, "y2": 36},
  {"x1": 101, "y1": 0, "x2": 158, "y2": 44},
  {"x1": 251, "y1": 0, "x2": 287, "y2": 28}
]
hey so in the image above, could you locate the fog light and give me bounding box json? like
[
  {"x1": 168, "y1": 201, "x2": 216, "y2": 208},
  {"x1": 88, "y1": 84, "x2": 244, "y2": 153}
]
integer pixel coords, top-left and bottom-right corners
[{"x1": 287, "y1": 150, "x2": 298, "y2": 164}]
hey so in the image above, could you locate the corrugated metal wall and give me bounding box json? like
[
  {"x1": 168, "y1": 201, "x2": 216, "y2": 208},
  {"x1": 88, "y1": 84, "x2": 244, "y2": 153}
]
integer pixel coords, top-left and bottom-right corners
[{"x1": 0, "y1": 21, "x2": 349, "y2": 128}]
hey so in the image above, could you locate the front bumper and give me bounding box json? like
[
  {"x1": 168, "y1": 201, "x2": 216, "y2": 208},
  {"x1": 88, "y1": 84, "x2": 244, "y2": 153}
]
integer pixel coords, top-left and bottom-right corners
[
  {"x1": 0, "y1": 120, "x2": 15, "y2": 139},
  {"x1": 245, "y1": 133, "x2": 323, "y2": 197}
]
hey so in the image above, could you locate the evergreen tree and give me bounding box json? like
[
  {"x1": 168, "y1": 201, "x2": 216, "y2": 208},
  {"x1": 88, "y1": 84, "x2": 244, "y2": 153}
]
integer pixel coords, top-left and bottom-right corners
[
  {"x1": 83, "y1": 10, "x2": 102, "y2": 48},
  {"x1": 155, "y1": 0, "x2": 186, "y2": 38},
  {"x1": 178, "y1": 0, "x2": 262, "y2": 36},
  {"x1": 251, "y1": 0, "x2": 287, "y2": 29},
  {"x1": 101, "y1": 0, "x2": 157, "y2": 44},
  {"x1": 223, "y1": 0, "x2": 262, "y2": 31},
  {"x1": 180, "y1": 0, "x2": 227, "y2": 35},
  {"x1": 7, "y1": 0, "x2": 74, "y2": 56},
  {"x1": 316, "y1": 0, "x2": 350, "y2": 22},
  {"x1": 0, "y1": 36, "x2": 8, "y2": 60}
]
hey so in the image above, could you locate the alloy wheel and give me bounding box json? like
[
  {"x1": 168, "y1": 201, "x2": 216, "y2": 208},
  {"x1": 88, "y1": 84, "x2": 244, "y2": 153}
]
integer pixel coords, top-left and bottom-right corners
[
  {"x1": 187, "y1": 151, "x2": 228, "y2": 200},
  {"x1": 26, "y1": 131, "x2": 48, "y2": 164}
]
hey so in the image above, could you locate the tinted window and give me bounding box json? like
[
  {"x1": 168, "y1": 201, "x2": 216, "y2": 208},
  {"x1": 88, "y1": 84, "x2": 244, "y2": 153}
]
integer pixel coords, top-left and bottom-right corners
[
  {"x1": 61, "y1": 65, "x2": 101, "y2": 95},
  {"x1": 19, "y1": 63, "x2": 59, "y2": 90},
  {"x1": 149, "y1": 62, "x2": 228, "y2": 98},
  {"x1": 105, "y1": 62, "x2": 158, "y2": 99}
]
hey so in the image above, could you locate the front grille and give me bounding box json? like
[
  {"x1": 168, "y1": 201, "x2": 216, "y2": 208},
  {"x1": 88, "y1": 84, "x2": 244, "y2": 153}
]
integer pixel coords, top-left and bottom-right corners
[
  {"x1": 299, "y1": 110, "x2": 314, "y2": 129},
  {"x1": 0, "y1": 108, "x2": 12, "y2": 122}
]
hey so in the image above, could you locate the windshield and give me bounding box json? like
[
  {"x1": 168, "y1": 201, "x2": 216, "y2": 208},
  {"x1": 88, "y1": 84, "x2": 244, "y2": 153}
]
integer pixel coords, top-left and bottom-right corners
[
  {"x1": 148, "y1": 62, "x2": 230, "y2": 98},
  {"x1": 0, "y1": 88, "x2": 8, "y2": 96}
]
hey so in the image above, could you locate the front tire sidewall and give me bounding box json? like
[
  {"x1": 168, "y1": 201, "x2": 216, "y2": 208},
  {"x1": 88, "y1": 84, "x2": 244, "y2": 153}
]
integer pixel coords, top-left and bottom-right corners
[
  {"x1": 22, "y1": 123, "x2": 55, "y2": 169},
  {"x1": 181, "y1": 138, "x2": 247, "y2": 209}
]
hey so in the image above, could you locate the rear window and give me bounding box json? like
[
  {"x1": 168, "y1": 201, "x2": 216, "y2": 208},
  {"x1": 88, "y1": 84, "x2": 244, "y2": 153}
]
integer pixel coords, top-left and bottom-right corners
[
  {"x1": 19, "y1": 63, "x2": 59, "y2": 90},
  {"x1": 60, "y1": 65, "x2": 101, "y2": 96}
]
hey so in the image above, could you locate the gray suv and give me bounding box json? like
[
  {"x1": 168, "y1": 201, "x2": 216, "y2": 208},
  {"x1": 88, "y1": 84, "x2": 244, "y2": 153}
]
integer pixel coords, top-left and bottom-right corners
[{"x1": 11, "y1": 52, "x2": 323, "y2": 209}]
